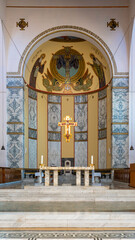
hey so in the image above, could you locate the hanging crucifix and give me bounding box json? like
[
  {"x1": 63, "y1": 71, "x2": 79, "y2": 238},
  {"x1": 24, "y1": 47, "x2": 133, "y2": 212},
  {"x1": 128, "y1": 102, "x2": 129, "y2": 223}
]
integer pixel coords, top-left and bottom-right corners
[{"x1": 58, "y1": 116, "x2": 77, "y2": 142}]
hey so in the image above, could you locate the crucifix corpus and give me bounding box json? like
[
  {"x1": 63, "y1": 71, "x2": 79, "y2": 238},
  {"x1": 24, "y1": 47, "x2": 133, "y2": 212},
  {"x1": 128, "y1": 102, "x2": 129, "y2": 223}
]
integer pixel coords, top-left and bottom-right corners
[{"x1": 58, "y1": 116, "x2": 77, "y2": 142}]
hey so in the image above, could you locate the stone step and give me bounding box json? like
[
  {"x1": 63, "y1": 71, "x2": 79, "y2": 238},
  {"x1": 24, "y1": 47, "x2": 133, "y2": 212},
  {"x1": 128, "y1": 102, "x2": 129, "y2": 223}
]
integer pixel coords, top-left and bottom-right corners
[
  {"x1": 0, "y1": 212, "x2": 135, "y2": 229},
  {"x1": 0, "y1": 186, "x2": 135, "y2": 201}
]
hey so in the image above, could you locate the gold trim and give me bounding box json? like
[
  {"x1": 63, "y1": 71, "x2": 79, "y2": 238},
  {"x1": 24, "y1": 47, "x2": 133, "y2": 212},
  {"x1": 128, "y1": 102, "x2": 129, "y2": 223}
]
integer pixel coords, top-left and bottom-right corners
[
  {"x1": 48, "y1": 131, "x2": 61, "y2": 133},
  {"x1": 98, "y1": 95, "x2": 107, "y2": 100},
  {"x1": 7, "y1": 122, "x2": 24, "y2": 124},
  {"x1": 48, "y1": 140, "x2": 61, "y2": 142},
  {"x1": 75, "y1": 140, "x2": 87, "y2": 142},
  {"x1": 112, "y1": 122, "x2": 128, "y2": 125},
  {"x1": 28, "y1": 95, "x2": 37, "y2": 100},
  {"x1": 29, "y1": 127, "x2": 37, "y2": 131},
  {"x1": 98, "y1": 137, "x2": 107, "y2": 140},
  {"x1": 7, "y1": 86, "x2": 24, "y2": 89},
  {"x1": 29, "y1": 137, "x2": 37, "y2": 140},
  {"x1": 7, "y1": 132, "x2": 24, "y2": 135},
  {"x1": 75, "y1": 102, "x2": 88, "y2": 104},
  {"x1": 112, "y1": 86, "x2": 128, "y2": 89},
  {"x1": 112, "y1": 133, "x2": 128, "y2": 135},
  {"x1": 6, "y1": 6, "x2": 129, "y2": 8},
  {"x1": 75, "y1": 131, "x2": 87, "y2": 133},
  {"x1": 48, "y1": 101, "x2": 61, "y2": 104},
  {"x1": 98, "y1": 128, "x2": 107, "y2": 131}
]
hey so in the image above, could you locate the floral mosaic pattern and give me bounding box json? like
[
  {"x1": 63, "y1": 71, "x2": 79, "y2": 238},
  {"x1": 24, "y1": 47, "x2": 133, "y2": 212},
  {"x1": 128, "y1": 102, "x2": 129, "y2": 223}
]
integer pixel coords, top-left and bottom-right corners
[
  {"x1": 7, "y1": 134, "x2": 24, "y2": 168},
  {"x1": 7, "y1": 77, "x2": 24, "y2": 168},
  {"x1": 75, "y1": 104, "x2": 87, "y2": 132},
  {"x1": 48, "y1": 104, "x2": 61, "y2": 132},
  {"x1": 29, "y1": 98, "x2": 37, "y2": 129},
  {"x1": 112, "y1": 88, "x2": 129, "y2": 123},
  {"x1": 48, "y1": 95, "x2": 61, "y2": 103},
  {"x1": 112, "y1": 135, "x2": 128, "y2": 168},
  {"x1": 48, "y1": 141, "x2": 61, "y2": 166},
  {"x1": 7, "y1": 88, "x2": 24, "y2": 122},
  {"x1": 48, "y1": 96, "x2": 61, "y2": 166},
  {"x1": 112, "y1": 77, "x2": 128, "y2": 87},
  {"x1": 112, "y1": 77, "x2": 129, "y2": 168},
  {"x1": 98, "y1": 139, "x2": 106, "y2": 169},
  {"x1": 75, "y1": 142, "x2": 87, "y2": 167},
  {"x1": 98, "y1": 98, "x2": 106, "y2": 129},
  {"x1": 29, "y1": 139, "x2": 37, "y2": 168}
]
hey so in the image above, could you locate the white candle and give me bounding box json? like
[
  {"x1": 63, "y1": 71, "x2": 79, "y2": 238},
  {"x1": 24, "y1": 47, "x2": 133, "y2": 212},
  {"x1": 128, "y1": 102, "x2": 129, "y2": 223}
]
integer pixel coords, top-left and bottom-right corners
[
  {"x1": 41, "y1": 155, "x2": 43, "y2": 164},
  {"x1": 91, "y1": 155, "x2": 93, "y2": 164}
]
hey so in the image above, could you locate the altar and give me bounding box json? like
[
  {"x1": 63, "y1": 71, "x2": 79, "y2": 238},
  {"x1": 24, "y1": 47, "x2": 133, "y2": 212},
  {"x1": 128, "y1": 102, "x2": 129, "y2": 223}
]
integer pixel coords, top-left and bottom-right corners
[{"x1": 39, "y1": 166, "x2": 95, "y2": 186}]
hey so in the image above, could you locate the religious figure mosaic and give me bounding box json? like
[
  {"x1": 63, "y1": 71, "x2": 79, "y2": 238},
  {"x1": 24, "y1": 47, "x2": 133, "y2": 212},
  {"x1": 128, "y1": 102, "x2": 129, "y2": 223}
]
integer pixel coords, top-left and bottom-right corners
[{"x1": 26, "y1": 38, "x2": 110, "y2": 95}]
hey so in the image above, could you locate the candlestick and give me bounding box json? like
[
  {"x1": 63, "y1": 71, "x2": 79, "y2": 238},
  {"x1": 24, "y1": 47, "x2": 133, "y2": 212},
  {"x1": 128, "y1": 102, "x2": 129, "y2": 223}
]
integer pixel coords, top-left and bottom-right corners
[
  {"x1": 41, "y1": 155, "x2": 43, "y2": 164},
  {"x1": 91, "y1": 155, "x2": 93, "y2": 165}
]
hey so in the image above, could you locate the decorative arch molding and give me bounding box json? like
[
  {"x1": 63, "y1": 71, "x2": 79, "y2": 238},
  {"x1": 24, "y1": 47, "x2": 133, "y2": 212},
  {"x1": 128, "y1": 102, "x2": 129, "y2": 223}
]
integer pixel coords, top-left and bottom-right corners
[{"x1": 7, "y1": 25, "x2": 117, "y2": 77}]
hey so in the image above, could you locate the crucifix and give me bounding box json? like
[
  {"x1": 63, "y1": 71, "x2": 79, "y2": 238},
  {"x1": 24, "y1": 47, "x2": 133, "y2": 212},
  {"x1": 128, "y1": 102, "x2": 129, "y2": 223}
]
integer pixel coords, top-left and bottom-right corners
[
  {"x1": 58, "y1": 116, "x2": 77, "y2": 142},
  {"x1": 53, "y1": 46, "x2": 83, "y2": 88}
]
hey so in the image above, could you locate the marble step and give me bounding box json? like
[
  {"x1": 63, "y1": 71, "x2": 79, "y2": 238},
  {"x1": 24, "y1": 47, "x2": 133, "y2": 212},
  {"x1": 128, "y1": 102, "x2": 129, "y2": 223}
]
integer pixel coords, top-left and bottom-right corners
[
  {"x1": 0, "y1": 187, "x2": 135, "y2": 201},
  {"x1": 1, "y1": 212, "x2": 135, "y2": 229}
]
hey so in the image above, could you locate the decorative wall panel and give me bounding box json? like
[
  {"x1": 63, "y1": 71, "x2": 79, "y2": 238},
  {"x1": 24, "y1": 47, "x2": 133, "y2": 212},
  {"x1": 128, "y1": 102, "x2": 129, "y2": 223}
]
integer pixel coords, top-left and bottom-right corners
[
  {"x1": 7, "y1": 134, "x2": 24, "y2": 168},
  {"x1": 48, "y1": 141, "x2": 61, "y2": 166},
  {"x1": 7, "y1": 77, "x2": 24, "y2": 168},
  {"x1": 112, "y1": 135, "x2": 128, "y2": 168},
  {"x1": 29, "y1": 139, "x2": 37, "y2": 168},
  {"x1": 75, "y1": 95, "x2": 87, "y2": 166},
  {"x1": 75, "y1": 142, "x2": 87, "y2": 167},
  {"x1": 29, "y1": 98, "x2": 37, "y2": 130},
  {"x1": 98, "y1": 139, "x2": 106, "y2": 169},
  {"x1": 28, "y1": 89, "x2": 37, "y2": 168},
  {"x1": 98, "y1": 89, "x2": 107, "y2": 169},
  {"x1": 112, "y1": 88, "x2": 128, "y2": 123},
  {"x1": 98, "y1": 98, "x2": 107, "y2": 130},
  {"x1": 112, "y1": 78, "x2": 129, "y2": 168},
  {"x1": 48, "y1": 95, "x2": 61, "y2": 166}
]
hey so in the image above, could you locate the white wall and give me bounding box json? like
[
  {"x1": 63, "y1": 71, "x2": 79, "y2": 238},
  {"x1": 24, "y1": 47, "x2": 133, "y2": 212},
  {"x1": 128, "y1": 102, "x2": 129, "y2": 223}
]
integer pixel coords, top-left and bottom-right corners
[
  {"x1": 0, "y1": 0, "x2": 7, "y2": 167},
  {"x1": 5, "y1": 0, "x2": 129, "y2": 73}
]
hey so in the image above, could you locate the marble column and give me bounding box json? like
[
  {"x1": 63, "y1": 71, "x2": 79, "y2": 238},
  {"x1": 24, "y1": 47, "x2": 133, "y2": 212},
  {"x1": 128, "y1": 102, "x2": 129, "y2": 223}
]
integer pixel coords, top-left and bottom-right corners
[
  {"x1": 84, "y1": 170, "x2": 89, "y2": 186},
  {"x1": 53, "y1": 170, "x2": 58, "y2": 186},
  {"x1": 92, "y1": 170, "x2": 95, "y2": 183},
  {"x1": 76, "y1": 170, "x2": 81, "y2": 186},
  {"x1": 39, "y1": 169, "x2": 42, "y2": 183},
  {"x1": 111, "y1": 170, "x2": 114, "y2": 181},
  {"x1": 45, "y1": 170, "x2": 50, "y2": 186}
]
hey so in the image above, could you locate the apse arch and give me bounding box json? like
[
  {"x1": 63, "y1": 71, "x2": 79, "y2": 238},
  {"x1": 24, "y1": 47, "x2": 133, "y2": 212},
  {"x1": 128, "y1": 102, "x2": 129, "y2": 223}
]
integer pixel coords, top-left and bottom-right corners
[{"x1": 19, "y1": 25, "x2": 116, "y2": 78}]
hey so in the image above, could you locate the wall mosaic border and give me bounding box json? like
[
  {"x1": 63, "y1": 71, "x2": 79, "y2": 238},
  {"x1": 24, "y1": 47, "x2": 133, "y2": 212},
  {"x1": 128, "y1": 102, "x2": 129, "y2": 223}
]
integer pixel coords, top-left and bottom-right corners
[{"x1": 0, "y1": 230, "x2": 135, "y2": 239}]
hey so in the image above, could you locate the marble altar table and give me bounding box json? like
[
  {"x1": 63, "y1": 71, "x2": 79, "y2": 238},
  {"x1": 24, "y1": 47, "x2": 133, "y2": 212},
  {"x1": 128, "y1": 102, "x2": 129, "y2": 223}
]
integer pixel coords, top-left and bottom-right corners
[{"x1": 39, "y1": 166, "x2": 94, "y2": 186}]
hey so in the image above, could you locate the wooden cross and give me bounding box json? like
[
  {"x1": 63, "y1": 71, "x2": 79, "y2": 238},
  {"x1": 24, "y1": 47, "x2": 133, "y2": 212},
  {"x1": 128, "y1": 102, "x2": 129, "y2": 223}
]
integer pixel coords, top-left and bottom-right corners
[{"x1": 58, "y1": 116, "x2": 77, "y2": 142}]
